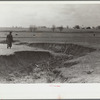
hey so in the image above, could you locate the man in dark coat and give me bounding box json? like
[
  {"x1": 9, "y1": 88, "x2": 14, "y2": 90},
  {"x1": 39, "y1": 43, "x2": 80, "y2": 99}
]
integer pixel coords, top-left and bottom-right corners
[{"x1": 6, "y1": 32, "x2": 13, "y2": 49}]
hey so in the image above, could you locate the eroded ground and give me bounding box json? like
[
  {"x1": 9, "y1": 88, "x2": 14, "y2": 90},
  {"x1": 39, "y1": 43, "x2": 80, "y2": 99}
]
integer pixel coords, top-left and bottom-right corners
[{"x1": 0, "y1": 42, "x2": 99, "y2": 83}]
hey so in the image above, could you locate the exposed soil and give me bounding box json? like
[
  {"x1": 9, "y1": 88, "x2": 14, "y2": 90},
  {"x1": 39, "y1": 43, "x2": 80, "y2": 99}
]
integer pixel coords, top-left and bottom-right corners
[
  {"x1": 28, "y1": 43, "x2": 95, "y2": 57},
  {"x1": 0, "y1": 43, "x2": 96, "y2": 83}
]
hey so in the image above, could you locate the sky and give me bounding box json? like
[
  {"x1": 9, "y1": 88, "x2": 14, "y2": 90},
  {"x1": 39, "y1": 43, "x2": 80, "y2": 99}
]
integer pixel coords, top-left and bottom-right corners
[{"x1": 0, "y1": 2, "x2": 100, "y2": 27}]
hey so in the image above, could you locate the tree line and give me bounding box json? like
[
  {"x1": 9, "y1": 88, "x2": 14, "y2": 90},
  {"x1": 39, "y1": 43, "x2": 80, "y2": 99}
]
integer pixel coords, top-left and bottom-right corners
[{"x1": 29, "y1": 25, "x2": 100, "y2": 32}]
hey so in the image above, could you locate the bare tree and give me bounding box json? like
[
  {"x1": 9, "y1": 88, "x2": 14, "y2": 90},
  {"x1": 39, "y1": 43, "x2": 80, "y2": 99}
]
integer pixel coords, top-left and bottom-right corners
[
  {"x1": 29, "y1": 25, "x2": 37, "y2": 32},
  {"x1": 51, "y1": 25, "x2": 56, "y2": 32},
  {"x1": 29, "y1": 25, "x2": 33, "y2": 32},
  {"x1": 96, "y1": 26, "x2": 100, "y2": 29},
  {"x1": 58, "y1": 26, "x2": 63, "y2": 32},
  {"x1": 92, "y1": 26, "x2": 96, "y2": 29},
  {"x1": 86, "y1": 27, "x2": 91, "y2": 29},
  {"x1": 73, "y1": 25, "x2": 80, "y2": 29},
  {"x1": 33, "y1": 25, "x2": 37, "y2": 32},
  {"x1": 66, "y1": 26, "x2": 69, "y2": 29}
]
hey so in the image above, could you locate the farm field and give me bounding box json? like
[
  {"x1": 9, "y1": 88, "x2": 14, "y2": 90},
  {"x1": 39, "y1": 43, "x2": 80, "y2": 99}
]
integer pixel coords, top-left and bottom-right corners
[{"x1": 0, "y1": 31, "x2": 100, "y2": 45}]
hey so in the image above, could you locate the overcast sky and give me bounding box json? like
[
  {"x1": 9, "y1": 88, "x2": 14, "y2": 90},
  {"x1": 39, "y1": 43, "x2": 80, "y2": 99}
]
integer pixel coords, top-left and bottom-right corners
[{"x1": 0, "y1": 2, "x2": 100, "y2": 27}]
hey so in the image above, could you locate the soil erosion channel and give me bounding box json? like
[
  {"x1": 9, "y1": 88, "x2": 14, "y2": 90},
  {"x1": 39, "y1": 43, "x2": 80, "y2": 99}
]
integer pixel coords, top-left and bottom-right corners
[{"x1": 0, "y1": 43, "x2": 96, "y2": 83}]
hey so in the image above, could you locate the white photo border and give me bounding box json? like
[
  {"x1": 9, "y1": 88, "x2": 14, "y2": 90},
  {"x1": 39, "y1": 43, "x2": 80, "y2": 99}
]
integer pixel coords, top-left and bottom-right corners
[{"x1": 0, "y1": 1, "x2": 100, "y2": 99}]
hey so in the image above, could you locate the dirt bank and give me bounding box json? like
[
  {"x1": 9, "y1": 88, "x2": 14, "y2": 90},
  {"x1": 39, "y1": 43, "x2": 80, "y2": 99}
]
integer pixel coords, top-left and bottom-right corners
[{"x1": 28, "y1": 43, "x2": 95, "y2": 58}]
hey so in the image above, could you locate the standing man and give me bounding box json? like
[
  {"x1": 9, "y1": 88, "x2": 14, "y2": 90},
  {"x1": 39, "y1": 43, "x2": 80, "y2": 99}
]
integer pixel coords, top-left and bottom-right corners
[{"x1": 6, "y1": 32, "x2": 13, "y2": 49}]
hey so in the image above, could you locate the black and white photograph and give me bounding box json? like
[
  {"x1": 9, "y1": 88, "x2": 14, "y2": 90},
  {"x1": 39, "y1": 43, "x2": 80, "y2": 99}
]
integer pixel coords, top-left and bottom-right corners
[{"x1": 0, "y1": 1, "x2": 100, "y2": 83}]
